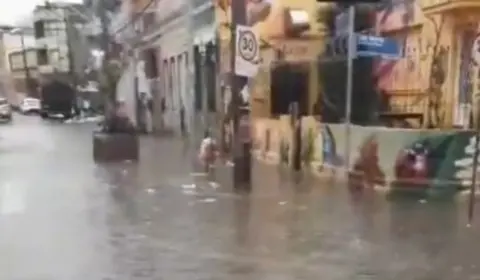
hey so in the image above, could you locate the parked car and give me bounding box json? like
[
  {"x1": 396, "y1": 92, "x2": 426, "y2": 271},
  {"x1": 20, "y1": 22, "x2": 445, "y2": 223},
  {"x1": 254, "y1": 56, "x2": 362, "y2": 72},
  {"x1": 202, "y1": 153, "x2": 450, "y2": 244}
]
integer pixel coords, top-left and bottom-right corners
[
  {"x1": 10, "y1": 92, "x2": 27, "y2": 111},
  {"x1": 20, "y1": 98, "x2": 41, "y2": 114},
  {"x1": 0, "y1": 97, "x2": 12, "y2": 122}
]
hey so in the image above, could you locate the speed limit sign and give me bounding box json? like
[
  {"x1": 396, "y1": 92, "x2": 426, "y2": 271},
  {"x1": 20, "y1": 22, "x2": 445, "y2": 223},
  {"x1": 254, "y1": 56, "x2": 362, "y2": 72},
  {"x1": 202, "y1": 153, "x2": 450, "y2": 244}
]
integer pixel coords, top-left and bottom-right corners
[{"x1": 235, "y1": 24, "x2": 260, "y2": 77}]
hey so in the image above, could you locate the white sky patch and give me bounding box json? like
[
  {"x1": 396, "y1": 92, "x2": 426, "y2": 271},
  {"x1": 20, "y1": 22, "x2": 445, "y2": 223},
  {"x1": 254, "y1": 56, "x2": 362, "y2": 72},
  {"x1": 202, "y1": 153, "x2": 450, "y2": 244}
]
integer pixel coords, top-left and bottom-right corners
[{"x1": 0, "y1": 0, "x2": 82, "y2": 26}]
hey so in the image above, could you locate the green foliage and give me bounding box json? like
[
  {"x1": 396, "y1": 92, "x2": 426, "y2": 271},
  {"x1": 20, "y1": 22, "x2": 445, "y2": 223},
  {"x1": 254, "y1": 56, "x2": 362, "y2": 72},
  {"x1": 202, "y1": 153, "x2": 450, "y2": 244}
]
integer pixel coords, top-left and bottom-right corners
[
  {"x1": 302, "y1": 128, "x2": 315, "y2": 165},
  {"x1": 279, "y1": 138, "x2": 290, "y2": 165},
  {"x1": 98, "y1": 59, "x2": 123, "y2": 101}
]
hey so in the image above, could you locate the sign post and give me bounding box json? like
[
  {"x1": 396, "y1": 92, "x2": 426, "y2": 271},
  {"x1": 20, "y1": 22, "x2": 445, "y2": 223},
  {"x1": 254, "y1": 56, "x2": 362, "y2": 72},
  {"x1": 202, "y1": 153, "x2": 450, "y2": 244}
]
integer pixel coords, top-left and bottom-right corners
[
  {"x1": 229, "y1": 0, "x2": 251, "y2": 191},
  {"x1": 344, "y1": 20, "x2": 402, "y2": 171},
  {"x1": 235, "y1": 24, "x2": 260, "y2": 78},
  {"x1": 344, "y1": 5, "x2": 355, "y2": 173}
]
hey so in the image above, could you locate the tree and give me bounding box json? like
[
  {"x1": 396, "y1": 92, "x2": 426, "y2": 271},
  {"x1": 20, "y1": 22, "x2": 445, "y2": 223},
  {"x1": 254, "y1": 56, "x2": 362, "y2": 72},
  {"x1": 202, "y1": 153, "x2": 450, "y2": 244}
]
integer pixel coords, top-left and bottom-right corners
[
  {"x1": 98, "y1": 59, "x2": 123, "y2": 106},
  {"x1": 423, "y1": 14, "x2": 447, "y2": 128}
]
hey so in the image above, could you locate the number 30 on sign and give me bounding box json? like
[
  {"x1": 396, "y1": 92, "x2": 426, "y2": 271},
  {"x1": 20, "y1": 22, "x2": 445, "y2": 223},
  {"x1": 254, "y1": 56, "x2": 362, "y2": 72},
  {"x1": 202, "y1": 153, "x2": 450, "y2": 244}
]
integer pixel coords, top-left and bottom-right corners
[{"x1": 235, "y1": 24, "x2": 260, "y2": 78}]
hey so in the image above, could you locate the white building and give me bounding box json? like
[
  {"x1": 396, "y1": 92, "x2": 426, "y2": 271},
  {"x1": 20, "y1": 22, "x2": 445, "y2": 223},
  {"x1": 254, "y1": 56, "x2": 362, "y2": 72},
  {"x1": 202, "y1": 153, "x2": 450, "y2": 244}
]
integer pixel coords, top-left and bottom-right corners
[
  {"x1": 33, "y1": 3, "x2": 89, "y2": 78},
  {"x1": 0, "y1": 27, "x2": 37, "y2": 102},
  {"x1": 138, "y1": 0, "x2": 216, "y2": 135},
  {"x1": 2, "y1": 30, "x2": 36, "y2": 72},
  {"x1": 110, "y1": 0, "x2": 216, "y2": 134}
]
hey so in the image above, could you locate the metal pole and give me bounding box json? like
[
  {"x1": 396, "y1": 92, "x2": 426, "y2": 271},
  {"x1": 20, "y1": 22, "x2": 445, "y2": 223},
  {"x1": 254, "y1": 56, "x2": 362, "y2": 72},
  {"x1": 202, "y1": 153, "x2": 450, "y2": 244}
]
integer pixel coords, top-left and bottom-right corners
[
  {"x1": 186, "y1": 0, "x2": 194, "y2": 134},
  {"x1": 291, "y1": 101, "x2": 302, "y2": 171},
  {"x1": 186, "y1": 0, "x2": 196, "y2": 160},
  {"x1": 19, "y1": 32, "x2": 31, "y2": 96},
  {"x1": 468, "y1": 131, "x2": 480, "y2": 225},
  {"x1": 344, "y1": 5, "x2": 355, "y2": 174},
  {"x1": 230, "y1": 0, "x2": 250, "y2": 190},
  {"x1": 64, "y1": 16, "x2": 78, "y2": 115},
  {"x1": 201, "y1": 46, "x2": 209, "y2": 135},
  {"x1": 98, "y1": 0, "x2": 111, "y2": 106},
  {"x1": 133, "y1": 49, "x2": 140, "y2": 131}
]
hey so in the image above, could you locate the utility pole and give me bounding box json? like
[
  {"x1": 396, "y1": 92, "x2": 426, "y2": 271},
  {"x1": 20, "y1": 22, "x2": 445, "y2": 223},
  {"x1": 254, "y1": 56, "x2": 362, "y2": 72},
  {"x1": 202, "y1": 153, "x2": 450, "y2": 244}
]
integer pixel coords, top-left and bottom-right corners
[
  {"x1": 18, "y1": 31, "x2": 32, "y2": 96},
  {"x1": 64, "y1": 17, "x2": 77, "y2": 93},
  {"x1": 229, "y1": 0, "x2": 251, "y2": 191},
  {"x1": 200, "y1": 44, "x2": 209, "y2": 135},
  {"x1": 344, "y1": 5, "x2": 355, "y2": 173},
  {"x1": 186, "y1": 0, "x2": 195, "y2": 147}
]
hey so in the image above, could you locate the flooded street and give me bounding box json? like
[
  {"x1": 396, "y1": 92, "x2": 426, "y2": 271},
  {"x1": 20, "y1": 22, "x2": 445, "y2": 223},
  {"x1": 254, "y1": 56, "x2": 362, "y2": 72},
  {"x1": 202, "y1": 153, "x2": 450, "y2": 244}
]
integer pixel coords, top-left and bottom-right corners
[{"x1": 1, "y1": 114, "x2": 480, "y2": 279}]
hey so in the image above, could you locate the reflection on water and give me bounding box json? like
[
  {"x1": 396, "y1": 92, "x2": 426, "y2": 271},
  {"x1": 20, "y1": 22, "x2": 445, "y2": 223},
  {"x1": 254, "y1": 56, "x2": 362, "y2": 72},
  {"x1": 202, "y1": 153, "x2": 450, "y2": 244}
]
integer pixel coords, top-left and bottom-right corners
[{"x1": 85, "y1": 160, "x2": 480, "y2": 279}]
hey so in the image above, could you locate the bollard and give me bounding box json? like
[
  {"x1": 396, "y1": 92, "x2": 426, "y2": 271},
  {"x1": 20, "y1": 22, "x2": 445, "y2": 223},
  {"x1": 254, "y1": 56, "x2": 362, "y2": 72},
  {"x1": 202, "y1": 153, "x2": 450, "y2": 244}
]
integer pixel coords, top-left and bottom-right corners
[{"x1": 290, "y1": 102, "x2": 302, "y2": 172}]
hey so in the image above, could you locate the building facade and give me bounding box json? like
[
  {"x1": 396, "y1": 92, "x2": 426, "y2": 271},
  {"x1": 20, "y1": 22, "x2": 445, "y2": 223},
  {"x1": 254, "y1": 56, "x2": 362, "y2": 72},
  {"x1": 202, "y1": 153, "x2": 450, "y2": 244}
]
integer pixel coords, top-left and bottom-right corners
[
  {"x1": 0, "y1": 26, "x2": 37, "y2": 100},
  {"x1": 8, "y1": 48, "x2": 38, "y2": 91},
  {"x1": 33, "y1": 3, "x2": 89, "y2": 82},
  {"x1": 373, "y1": 0, "x2": 480, "y2": 129},
  {"x1": 149, "y1": 0, "x2": 192, "y2": 134},
  {"x1": 0, "y1": 31, "x2": 15, "y2": 101},
  {"x1": 192, "y1": 0, "x2": 217, "y2": 134},
  {"x1": 128, "y1": 0, "x2": 193, "y2": 134},
  {"x1": 215, "y1": 0, "x2": 325, "y2": 154}
]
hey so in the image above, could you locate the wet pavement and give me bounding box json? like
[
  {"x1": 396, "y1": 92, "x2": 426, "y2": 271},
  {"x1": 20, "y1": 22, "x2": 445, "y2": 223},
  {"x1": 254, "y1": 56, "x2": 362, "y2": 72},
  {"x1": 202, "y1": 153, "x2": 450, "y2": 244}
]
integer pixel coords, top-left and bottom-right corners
[{"x1": 2, "y1": 114, "x2": 480, "y2": 279}]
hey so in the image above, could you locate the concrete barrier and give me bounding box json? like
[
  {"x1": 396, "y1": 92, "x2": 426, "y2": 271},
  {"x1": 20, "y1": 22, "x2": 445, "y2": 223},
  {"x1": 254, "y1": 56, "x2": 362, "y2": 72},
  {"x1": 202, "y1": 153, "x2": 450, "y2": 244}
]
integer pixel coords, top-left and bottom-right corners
[
  {"x1": 93, "y1": 132, "x2": 139, "y2": 162},
  {"x1": 252, "y1": 117, "x2": 477, "y2": 197}
]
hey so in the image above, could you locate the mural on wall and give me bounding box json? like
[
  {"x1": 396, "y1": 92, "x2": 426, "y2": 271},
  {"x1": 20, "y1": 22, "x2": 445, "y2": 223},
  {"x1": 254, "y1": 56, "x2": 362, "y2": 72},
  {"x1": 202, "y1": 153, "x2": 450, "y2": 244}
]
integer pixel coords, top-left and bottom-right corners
[
  {"x1": 324, "y1": 124, "x2": 476, "y2": 196},
  {"x1": 350, "y1": 135, "x2": 386, "y2": 189},
  {"x1": 314, "y1": 123, "x2": 343, "y2": 169},
  {"x1": 374, "y1": 0, "x2": 420, "y2": 91},
  {"x1": 253, "y1": 118, "x2": 477, "y2": 197},
  {"x1": 374, "y1": 0, "x2": 449, "y2": 128}
]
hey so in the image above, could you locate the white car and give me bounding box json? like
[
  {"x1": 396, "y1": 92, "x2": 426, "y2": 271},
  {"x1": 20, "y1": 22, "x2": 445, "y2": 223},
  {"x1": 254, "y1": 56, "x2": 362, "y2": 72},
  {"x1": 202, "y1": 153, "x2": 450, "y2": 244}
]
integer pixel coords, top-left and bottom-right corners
[
  {"x1": 20, "y1": 98, "x2": 41, "y2": 114},
  {"x1": 0, "y1": 98, "x2": 12, "y2": 122}
]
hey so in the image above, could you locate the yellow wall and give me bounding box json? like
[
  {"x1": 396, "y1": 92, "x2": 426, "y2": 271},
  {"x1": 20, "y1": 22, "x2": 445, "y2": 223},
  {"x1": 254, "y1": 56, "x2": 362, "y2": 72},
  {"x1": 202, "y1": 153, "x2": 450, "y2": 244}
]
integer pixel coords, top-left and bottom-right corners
[
  {"x1": 375, "y1": 1, "x2": 480, "y2": 128},
  {"x1": 215, "y1": 0, "x2": 330, "y2": 156},
  {"x1": 216, "y1": 0, "x2": 328, "y2": 119}
]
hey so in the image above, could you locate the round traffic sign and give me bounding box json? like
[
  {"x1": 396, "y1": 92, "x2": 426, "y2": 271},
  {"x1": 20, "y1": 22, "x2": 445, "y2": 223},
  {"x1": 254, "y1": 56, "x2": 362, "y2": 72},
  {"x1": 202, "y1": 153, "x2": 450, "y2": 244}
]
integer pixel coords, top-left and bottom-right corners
[{"x1": 238, "y1": 30, "x2": 258, "y2": 62}]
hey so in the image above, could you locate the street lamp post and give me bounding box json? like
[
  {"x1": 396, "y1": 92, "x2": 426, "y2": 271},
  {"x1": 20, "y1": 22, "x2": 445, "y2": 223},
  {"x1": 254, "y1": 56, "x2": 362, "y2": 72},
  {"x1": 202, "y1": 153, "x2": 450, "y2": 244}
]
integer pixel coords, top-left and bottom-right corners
[
  {"x1": 11, "y1": 28, "x2": 31, "y2": 96},
  {"x1": 199, "y1": 43, "x2": 209, "y2": 135}
]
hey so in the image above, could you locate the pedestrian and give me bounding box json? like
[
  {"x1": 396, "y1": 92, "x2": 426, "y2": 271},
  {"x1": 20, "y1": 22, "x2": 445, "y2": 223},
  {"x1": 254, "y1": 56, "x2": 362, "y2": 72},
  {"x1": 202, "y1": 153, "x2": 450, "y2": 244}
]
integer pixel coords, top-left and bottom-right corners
[
  {"x1": 198, "y1": 130, "x2": 219, "y2": 174},
  {"x1": 180, "y1": 103, "x2": 186, "y2": 137}
]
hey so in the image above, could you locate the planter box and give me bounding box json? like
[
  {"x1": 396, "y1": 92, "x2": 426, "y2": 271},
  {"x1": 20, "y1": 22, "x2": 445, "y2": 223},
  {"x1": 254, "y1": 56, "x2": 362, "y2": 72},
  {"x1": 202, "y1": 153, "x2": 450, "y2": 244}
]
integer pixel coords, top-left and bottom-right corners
[{"x1": 93, "y1": 131, "x2": 139, "y2": 162}]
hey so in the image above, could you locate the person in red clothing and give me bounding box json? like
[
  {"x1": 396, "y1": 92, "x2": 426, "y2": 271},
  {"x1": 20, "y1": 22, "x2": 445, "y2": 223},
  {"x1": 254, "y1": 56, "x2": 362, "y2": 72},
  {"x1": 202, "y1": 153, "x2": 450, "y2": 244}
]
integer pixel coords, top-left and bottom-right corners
[
  {"x1": 198, "y1": 130, "x2": 219, "y2": 173},
  {"x1": 394, "y1": 143, "x2": 429, "y2": 188}
]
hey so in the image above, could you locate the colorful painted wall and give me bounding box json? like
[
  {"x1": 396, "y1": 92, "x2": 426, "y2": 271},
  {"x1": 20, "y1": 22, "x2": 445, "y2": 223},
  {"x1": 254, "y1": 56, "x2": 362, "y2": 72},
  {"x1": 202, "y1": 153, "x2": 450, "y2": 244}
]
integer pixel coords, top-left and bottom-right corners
[
  {"x1": 374, "y1": 0, "x2": 480, "y2": 128},
  {"x1": 253, "y1": 118, "x2": 479, "y2": 197}
]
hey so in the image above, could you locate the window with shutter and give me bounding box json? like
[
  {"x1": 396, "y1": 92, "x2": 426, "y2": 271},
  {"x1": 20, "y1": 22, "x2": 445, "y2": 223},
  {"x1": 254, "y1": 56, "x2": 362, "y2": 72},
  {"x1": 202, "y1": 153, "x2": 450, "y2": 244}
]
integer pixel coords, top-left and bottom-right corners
[
  {"x1": 142, "y1": 12, "x2": 155, "y2": 32},
  {"x1": 143, "y1": 48, "x2": 158, "y2": 79}
]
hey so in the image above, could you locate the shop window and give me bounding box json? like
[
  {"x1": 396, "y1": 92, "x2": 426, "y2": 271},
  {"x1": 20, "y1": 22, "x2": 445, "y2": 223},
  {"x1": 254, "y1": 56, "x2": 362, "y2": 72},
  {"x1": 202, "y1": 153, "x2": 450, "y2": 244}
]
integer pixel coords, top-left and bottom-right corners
[
  {"x1": 34, "y1": 21, "x2": 45, "y2": 39},
  {"x1": 144, "y1": 48, "x2": 158, "y2": 79}
]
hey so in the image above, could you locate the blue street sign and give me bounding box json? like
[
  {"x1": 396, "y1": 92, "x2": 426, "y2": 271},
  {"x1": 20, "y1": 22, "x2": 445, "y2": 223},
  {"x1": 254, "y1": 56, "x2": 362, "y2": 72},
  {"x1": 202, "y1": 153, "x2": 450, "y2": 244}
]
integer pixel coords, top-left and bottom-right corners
[{"x1": 356, "y1": 34, "x2": 402, "y2": 60}]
